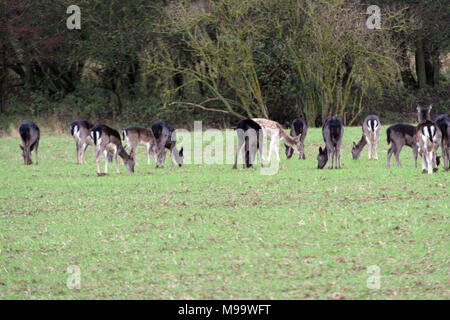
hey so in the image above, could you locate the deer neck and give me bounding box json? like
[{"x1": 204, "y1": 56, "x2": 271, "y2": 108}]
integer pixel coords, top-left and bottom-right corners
[
  {"x1": 118, "y1": 144, "x2": 132, "y2": 161},
  {"x1": 278, "y1": 126, "x2": 297, "y2": 146},
  {"x1": 356, "y1": 135, "x2": 366, "y2": 150}
]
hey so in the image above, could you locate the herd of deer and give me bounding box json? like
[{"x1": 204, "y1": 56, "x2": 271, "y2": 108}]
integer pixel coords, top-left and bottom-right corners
[{"x1": 17, "y1": 106, "x2": 449, "y2": 175}]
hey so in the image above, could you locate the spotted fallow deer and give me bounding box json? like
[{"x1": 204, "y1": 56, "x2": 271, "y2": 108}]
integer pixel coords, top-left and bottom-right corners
[
  {"x1": 414, "y1": 119, "x2": 442, "y2": 174},
  {"x1": 70, "y1": 119, "x2": 94, "y2": 164},
  {"x1": 285, "y1": 118, "x2": 307, "y2": 160},
  {"x1": 252, "y1": 118, "x2": 302, "y2": 162},
  {"x1": 90, "y1": 124, "x2": 135, "y2": 176},
  {"x1": 122, "y1": 126, "x2": 155, "y2": 165},
  {"x1": 19, "y1": 121, "x2": 40, "y2": 165},
  {"x1": 352, "y1": 115, "x2": 380, "y2": 160},
  {"x1": 435, "y1": 114, "x2": 450, "y2": 170}
]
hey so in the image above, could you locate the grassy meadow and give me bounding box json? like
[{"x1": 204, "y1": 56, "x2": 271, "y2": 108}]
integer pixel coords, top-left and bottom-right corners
[{"x1": 0, "y1": 125, "x2": 448, "y2": 299}]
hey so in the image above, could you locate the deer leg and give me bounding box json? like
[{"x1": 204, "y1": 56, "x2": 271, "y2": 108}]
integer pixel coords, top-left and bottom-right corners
[
  {"x1": 337, "y1": 147, "x2": 341, "y2": 169},
  {"x1": 394, "y1": 145, "x2": 403, "y2": 168},
  {"x1": 95, "y1": 146, "x2": 104, "y2": 176},
  {"x1": 147, "y1": 144, "x2": 152, "y2": 165},
  {"x1": 103, "y1": 150, "x2": 109, "y2": 174},
  {"x1": 35, "y1": 141, "x2": 39, "y2": 165},
  {"x1": 373, "y1": 140, "x2": 378, "y2": 160},
  {"x1": 444, "y1": 145, "x2": 449, "y2": 170},
  {"x1": 259, "y1": 139, "x2": 264, "y2": 168},
  {"x1": 76, "y1": 142, "x2": 80, "y2": 163},
  {"x1": 267, "y1": 139, "x2": 274, "y2": 162},
  {"x1": 432, "y1": 150, "x2": 438, "y2": 172},
  {"x1": 113, "y1": 147, "x2": 120, "y2": 174},
  {"x1": 157, "y1": 149, "x2": 166, "y2": 168},
  {"x1": 421, "y1": 153, "x2": 427, "y2": 173},
  {"x1": 80, "y1": 142, "x2": 88, "y2": 164},
  {"x1": 413, "y1": 146, "x2": 418, "y2": 168},
  {"x1": 274, "y1": 137, "x2": 280, "y2": 162},
  {"x1": 327, "y1": 148, "x2": 333, "y2": 169},
  {"x1": 430, "y1": 151, "x2": 435, "y2": 174},
  {"x1": 367, "y1": 140, "x2": 372, "y2": 160},
  {"x1": 170, "y1": 148, "x2": 175, "y2": 168},
  {"x1": 242, "y1": 143, "x2": 247, "y2": 168},
  {"x1": 387, "y1": 145, "x2": 394, "y2": 168},
  {"x1": 233, "y1": 136, "x2": 244, "y2": 169}
]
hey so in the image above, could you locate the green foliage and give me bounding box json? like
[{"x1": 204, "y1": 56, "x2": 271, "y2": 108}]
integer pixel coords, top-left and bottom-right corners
[{"x1": 1, "y1": 0, "x2": 448, "y2": 128}]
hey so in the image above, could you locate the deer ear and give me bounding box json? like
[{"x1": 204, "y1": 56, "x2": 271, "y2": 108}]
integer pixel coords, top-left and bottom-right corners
[
  {"x1": 319, "y1": 146, "x2": 323, "y2": 153},
  {"x1": 179, "y1": 147, "x2": 183, "y2": 157},
  {"x1": 19, "y1": 145, "x2": 23, "y2": 150},
  {"x1": 429, "y1": 104, "x2": 432, "y2": 109},
  {"x1": 353, "y1": 142, "x2": 356, "y2": 148}
]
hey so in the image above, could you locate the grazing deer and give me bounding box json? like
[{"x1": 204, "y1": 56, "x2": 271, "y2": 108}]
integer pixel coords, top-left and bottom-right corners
[
  {"x1": 90, "y1": 124, "x2": 135, "y2": 176},
  {"x1": 386, "y1": 124, "x2": 418, "y2": 168},
  {"x1": 352, "y1": 115, "x2": 380, "y2": 160},
  {"x1": 252, "y1": 118, "x2": 302, "y2": 162},
  {"x1": 317, "y1": 117, "x2": 344, "y2": 169},
  {"x1": 414, "y1": 119, "x2": 442, "y2": 174},
  {"x1": 19, "y1": 121, "x2": 40, "y2": 165},
  {"x1": 70, "y1": 120, "x2": 94, "y2": 164},
  {"x1": 122, "y1": 126, "x2": 155, "y2": 165},
  {"x1": 285, "y1": 118, "x2": 307, "y2": 160},
  {"x1": 233, "y1": 119, "x2": 264, "y2": 169},
  {"x1": 150, "y1": 120, "x2": 183, "y2": 168},
  {"x1": 435, "y1": 114, "x2": 450, "y2": 170}
]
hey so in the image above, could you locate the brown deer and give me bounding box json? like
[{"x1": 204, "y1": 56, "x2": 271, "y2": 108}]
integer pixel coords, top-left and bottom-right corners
[
  {"x1": 19, "y1": 121, "x2": 40, "y2": 165},
  {"x1": 435, "y1": 114, "x2": 450, "y2": 170},
  {"x1": 122, "y1": 126, "x2": 156, "y2": 165},
  {"x1": 252, "y1": 118, "x2": 302, "y2": 162},
  {"x1": 70, "y1": 120, "x2": 94, "y2": 164},
  {"x1": 90, "y1": 124, "x2": 135, "y2": 176},
  {"x1": 386, "y1": 124, "x2": 418, "y2": 168},
  {"x1": 414, "y1": 120, "x2": 442, "y2": 174},
  {"x1": 352, "y1": 115, "x2": 380, "y2": 160}
]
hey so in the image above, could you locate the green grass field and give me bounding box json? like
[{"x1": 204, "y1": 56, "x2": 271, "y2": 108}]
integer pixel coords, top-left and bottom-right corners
[{"x1": 0, "y1": 125, "x2": 448, "y2": 299}]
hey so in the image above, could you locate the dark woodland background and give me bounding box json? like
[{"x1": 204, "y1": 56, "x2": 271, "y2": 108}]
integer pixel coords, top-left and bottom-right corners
[{"x1": 0, "y1": 0, "x2": 449, "y2": 133}]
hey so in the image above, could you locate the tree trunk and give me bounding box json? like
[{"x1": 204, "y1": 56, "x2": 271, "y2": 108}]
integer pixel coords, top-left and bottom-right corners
[
  {"x1": 398, "y1": 45, "x2": 416, "y2": 88},
  {"x1": 432, "y1": 53, "x2": 440, "y2": 86},
  {"x1": 415, "y1": 38, "x2": 427, "y2": 89}
]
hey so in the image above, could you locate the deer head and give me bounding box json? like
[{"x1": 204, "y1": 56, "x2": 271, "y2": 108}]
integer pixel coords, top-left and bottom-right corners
[
  {"x1": 317, "y1": 146, "x2": 328, "y2": 169},
  {"x1": 125, "y1": 157, "x2": 135, "y2": 173},
  {"x1": 417, "y1": 105, "x2": 432, "y2": 123},
  {"x1": 19, "y1": 145, "x2": 32, "y2": 165},
  {"x1": 289, "y1": 134, "x2": 303, "y2": 157},
  {"x1": 173, "y1": 146, "x2": 184, "y2": 167},
  {"x1": 351, "y1": 141, "x2": 361, "y2": 160}
]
